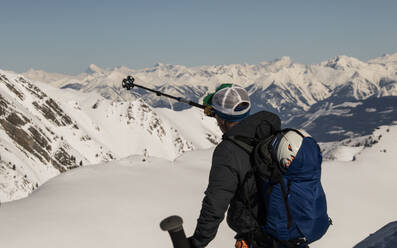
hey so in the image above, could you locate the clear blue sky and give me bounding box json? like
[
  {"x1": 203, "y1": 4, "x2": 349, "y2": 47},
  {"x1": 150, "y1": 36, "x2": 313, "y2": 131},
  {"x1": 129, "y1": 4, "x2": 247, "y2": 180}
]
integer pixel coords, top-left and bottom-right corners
[{"x1": 1, "y1": 0, "x2": 396, "y2": 74}]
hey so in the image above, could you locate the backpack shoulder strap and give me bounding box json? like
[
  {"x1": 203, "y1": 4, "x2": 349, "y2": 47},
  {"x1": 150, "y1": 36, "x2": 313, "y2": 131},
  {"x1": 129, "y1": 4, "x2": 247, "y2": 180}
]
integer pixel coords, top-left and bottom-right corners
[
  {"x1": 261, "y1": 164, "x2": 292, "y2": 229},
  {"x1": 224, "y1": 135, "x2": 257, "y2": 154}
]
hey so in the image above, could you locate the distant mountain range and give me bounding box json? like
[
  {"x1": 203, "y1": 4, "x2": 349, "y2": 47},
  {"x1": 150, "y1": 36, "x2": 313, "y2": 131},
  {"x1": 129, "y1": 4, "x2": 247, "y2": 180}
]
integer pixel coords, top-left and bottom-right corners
[{"x1": 23, "y1": 53, "x2": 397, "y2": 141}]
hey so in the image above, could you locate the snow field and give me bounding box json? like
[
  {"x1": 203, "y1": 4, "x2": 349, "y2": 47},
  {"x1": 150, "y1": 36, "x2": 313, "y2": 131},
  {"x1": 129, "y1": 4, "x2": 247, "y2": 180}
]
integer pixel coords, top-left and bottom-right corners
[{"x1": 1, "y1": 126, "x2": 396, "y2": 248}]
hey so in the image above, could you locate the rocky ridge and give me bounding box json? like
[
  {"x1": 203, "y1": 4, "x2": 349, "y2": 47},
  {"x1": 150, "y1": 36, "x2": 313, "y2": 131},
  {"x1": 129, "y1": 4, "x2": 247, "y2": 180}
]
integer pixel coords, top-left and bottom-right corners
[{"x1": 0, "y1": 71, "x2": 220, "y2": 202}]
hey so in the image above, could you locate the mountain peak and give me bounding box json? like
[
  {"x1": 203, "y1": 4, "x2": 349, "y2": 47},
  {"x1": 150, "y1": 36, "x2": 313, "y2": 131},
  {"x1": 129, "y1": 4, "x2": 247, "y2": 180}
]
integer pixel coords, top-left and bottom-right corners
[
  {"x1": 272, "y1": 56, "x2": 292, "y2": 66},
  {"x1": 153, "y1": 62, "x2": 177, "y2": 70},
  {"x1": 261, "y1": 56, "x2": 293, "y2": 71},
  {"x1": 368, "y1": 52, "x2": 397, "y2": 64},
  {"x1": 153, "y1": 62, "x2": 164, "y2": 67},
  {"x1": 86, "y1": 64, "x2": 103, "y2": 74},
  {"x1": 323, "y1": 55, "x2": 366, "y2": 70}
]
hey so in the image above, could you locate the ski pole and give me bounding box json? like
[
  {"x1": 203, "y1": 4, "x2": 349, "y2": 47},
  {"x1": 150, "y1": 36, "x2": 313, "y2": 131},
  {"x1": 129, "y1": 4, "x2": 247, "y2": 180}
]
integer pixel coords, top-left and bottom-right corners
[
  {"x1": 160, "y1": 215, "x2": 191, "y2": 248},
  {"x1": 122, "y1": 76, "x2": 208, "y2": 110}
]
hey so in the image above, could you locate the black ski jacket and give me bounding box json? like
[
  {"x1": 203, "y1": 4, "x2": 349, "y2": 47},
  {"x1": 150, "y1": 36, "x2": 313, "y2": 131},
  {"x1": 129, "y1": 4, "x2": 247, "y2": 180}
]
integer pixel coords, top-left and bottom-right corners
[{"x1": 191, "y1": 111, "x2": 281, "y2": 248}]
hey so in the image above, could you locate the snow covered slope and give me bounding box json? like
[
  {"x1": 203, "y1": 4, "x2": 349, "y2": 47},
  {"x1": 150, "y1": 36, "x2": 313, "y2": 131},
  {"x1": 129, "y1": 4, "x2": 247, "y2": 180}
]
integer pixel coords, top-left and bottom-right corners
[
  {"x1": 0, "y1": 125, "x2": 396, "y2": 248},
  {"x1": 290, "y1": 96, "x2": 397, "y2": 142},
  {"x1": 320, "y1": 126, "x2": 389, "y2": 162},
  {"x1": 315, "y1": 124, "x2": 397, "y2": 247},
  {"x1": 38, "y1": 81, "x2": 221, "y2": 161},
  {"x1": 0, "y1": 70, "x2": 106, "y2": 202},
  {"x1": 0, "y1": 70, "x2": 221, "y2": 202}
]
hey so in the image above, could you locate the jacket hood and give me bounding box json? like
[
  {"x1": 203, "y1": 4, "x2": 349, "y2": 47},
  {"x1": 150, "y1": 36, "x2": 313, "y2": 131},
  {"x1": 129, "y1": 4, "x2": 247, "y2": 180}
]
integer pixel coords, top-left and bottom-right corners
[{"x1": 223, "y1": 111, "x2": 281, "y2": 139}]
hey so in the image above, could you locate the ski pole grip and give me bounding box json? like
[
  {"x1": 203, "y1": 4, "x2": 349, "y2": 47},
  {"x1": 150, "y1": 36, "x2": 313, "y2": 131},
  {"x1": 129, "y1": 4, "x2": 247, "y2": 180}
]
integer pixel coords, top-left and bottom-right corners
[{"x1": 160, "y1": 215, "x2": 191, "y2": 248}]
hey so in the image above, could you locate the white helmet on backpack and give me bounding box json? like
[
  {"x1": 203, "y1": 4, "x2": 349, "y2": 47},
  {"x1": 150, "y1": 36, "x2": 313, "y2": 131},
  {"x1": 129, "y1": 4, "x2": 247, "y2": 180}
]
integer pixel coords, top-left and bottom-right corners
[{"x1": 271, "y1": 129, "x2": 310, "y2": 170}]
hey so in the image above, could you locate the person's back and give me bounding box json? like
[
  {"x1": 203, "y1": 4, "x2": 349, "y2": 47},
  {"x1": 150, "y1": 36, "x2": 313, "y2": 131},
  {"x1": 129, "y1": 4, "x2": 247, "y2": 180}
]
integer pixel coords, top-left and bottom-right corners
[{"x1": 189, "y1": 84, "x2": 281, "y2": 248}]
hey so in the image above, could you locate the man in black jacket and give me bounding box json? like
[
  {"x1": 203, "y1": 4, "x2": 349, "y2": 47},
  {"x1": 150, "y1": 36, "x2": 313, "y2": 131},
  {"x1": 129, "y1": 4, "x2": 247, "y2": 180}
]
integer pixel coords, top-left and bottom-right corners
[{"x1": 189, "y1": 84, "x2": 281, "y2": 248}]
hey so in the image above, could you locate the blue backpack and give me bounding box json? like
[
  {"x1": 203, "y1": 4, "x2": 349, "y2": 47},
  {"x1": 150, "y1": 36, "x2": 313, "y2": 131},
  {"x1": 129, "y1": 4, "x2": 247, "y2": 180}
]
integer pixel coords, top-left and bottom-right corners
[{"x1": 227, "y1": 128, "x2": 331, "y2": 247}]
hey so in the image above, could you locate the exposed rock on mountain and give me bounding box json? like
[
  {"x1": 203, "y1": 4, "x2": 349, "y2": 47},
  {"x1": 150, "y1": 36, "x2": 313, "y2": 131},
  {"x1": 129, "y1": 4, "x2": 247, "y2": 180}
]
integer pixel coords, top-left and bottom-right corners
[{"x1": 0, "y1": 70, "x2": 220, "y2": 202}]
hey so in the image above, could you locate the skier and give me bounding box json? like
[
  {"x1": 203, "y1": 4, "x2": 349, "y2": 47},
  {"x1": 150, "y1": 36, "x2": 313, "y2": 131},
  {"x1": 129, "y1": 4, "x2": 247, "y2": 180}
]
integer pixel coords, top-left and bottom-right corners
[
  {"x1": 122, "y1": 76, "x2": 330, "y2": 247},
  {"x1": 189, "y1": 84, "x2": 281, "y2": 248}
]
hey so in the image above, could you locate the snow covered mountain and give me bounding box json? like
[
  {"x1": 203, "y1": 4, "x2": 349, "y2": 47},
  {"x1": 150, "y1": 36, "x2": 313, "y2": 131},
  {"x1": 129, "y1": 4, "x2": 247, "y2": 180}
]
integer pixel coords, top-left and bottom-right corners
[
  {"x1": 0, "y1": 70, "x2": 221, "y2": 202},
  {"x1": 23, "y1": 53, "x2": 397, "y2": 141},
  {"x1": 286, "y1": 96, "x2": 397, "y2": 141},
  {"x1": 2, "y1": 58, "x2": 397, "y2": 247},
  {"x1": 1, "y1": 124, "x2": 396, "y2": 248},
  {"x1": 24, "y1": 54, "x2": 397, "y2": 111},
  {"x1": 3, "y1": 53, "x2": 397, "y2": 201}
]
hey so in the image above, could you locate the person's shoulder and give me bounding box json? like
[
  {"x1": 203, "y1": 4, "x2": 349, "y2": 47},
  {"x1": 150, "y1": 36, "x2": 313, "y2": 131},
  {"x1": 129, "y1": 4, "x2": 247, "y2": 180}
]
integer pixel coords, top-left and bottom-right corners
[
  {"x1": 212, "y1": 138, "x2": 246, "y2": 164},
  {"x1": 214, "y1": 138, "x2": 240, "y2": 153},
  {"x1": 214, "y1": 139, "x2": 230, "y2": 154},
  {"x1": 211, "y1": 141, "x2": 241, "y2": 174}
]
